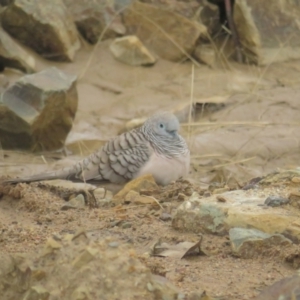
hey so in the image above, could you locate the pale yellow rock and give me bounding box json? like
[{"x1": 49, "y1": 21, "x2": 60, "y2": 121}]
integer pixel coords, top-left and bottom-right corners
[
  {"x1": 125, "y1": 190, "x2": 160, "y2": 207},
  {"x1": 72, "y1": 246, "x2": 99, "y2": 269},
  {"x1": 110, "y1": 35, "x2": 156, "y2": 66},
  {"x1": 113, "y1": 174, "x2": 158, "y2": 203}
]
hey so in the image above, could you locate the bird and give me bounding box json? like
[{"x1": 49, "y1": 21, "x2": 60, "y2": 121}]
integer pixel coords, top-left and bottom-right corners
[{"x1": 3, "y1": 112, "x2": 190, "y2": 186}]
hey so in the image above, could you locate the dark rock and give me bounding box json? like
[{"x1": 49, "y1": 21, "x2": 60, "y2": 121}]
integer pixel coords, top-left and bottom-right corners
[
  {"x1": 0, "y1": 67, "x2": 78, "y2": 151},
  {"x1": 64, "y1": 0, "x2": 126, "y2": 44},
  {"x1": 1, "y1": 0, "x2": 80, "y2": 61},
  {"x1": 0, "y1": 26, "x2": 35, "y2": 73},
  {"x1": 264, "y1": 196, "x2": 289, "y2": 207}
]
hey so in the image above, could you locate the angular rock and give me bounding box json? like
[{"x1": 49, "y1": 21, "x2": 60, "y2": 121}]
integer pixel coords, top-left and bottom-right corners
[
  {"x1": 64, "y1": 0, "x2": 126, "y2": 44},
  {"x1": 172, "y1": 189, "x2": 300, "y2": 241},
  {"x1": 123, "y1": 1, "x2": 206, "y2": 61},
  {"x1": 234, "y1": 0, "x2": 300, "y2": 65},
  {"x1": 23, "y1": 285, "x2": 50, "y2": 300},
  {"x1": 193, "y1": 44, "x2": 216, "y2": 67},
  {"x1": 229, "y1": 227, "x2": 292, "y2": 258},
  {"x1": 110, "y1": 35, "x2": 156, "y2": 66},
  {"x1": 1, "y1": 0, "x2": 80, "y2": 61},
  {"x1": 0, "y1": 67, "x2": 78, "y2": 151},
  {"x1": 124, "y1": 190, "x2": 160, "y2": 207},
  {"x1": 61, "y1": 194, "x2": 86, "y2": 210},
  {"x1": 264, "y1": 195, "x2": 289, "y2": 207},
  {"x1": 0, "y1": 27, "x2": 35, "y2": 73},
  {"x1": 254, "y1": 274, "x2": 300, "y2": 300},
  {"x1": 113, "y1": 174, "x2": 158, "y2": 203},
  {"x1": 0, "y1": 233, "x2": 182, "y2": 299}
]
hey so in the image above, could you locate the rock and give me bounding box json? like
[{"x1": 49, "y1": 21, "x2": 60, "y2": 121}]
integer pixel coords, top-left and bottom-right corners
[
  {"x1": 0, "y1": 67, "x2": 78, "y2": 151},
  {"x1": 61, "y1": 194, "x2": 85, "y2": 210},
  {"x1": 123, "y1": 1, "x2": 206, "y2": 61},
  {"x1": 253, "y1": 274, "x2": 300, "y2": 300},
  {"x1": 64, "y1": 0, "x2": 126, "y2": 44},
  {"x1": 172, "y1": 189, "x2": 300, "y2": 241},
  {"x1": 289, "y1": 191, "x2": 300, "y2": 209},
  {"x1": 0, "y1": 27, "x2": 35, "y2": 73},
  {"x1": 1, "y1": 0, "x2": 80, "y2": 61},
  {"x1": 0, "y1": 233, "x2": 182, "y2": 299},
  {"x1": 160, "y1": 212, "x2": 172, "y2": 222},
  {"x1": 0, "y1": 74, "x2": 8, "y2": 93},
  {"x1": 234, "y1": 0, "x2": 300, "y2": 65},
  {"x1": 121, "y1": 222, "x2": 132, "y2": 229},
  {"x1": 113, "y1": 174, "x2": 158, "y2": 203},
  {"x1": 110, "y1": 35, "x2": 156, "y2": 66},
  {"x1": 229, "y1": 227, "x2": 292, "y2": 258},
  {"x1": 193, "y1": 44, "x2": 216, "y2": 67},
  {"x1": 0, "y1": 0, "x2": 12, "y2": 5},
  {"x1": 264, "y1": 196, "x2": 289, "y2": 207},
  {"x1": 124, "y1": 190, "x2": 160, "y2": 207},
  {"x1": 23, "y1": 285, "x2": 50, "y2": 300}
]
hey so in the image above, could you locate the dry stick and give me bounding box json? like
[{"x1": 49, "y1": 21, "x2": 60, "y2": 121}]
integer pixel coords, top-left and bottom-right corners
[
  {"x1": 182, "y1": 121, "x2": 300, "y2": 127},
  {"x1": 210, "y1": 156, "x2": 257, "y2": 169}
]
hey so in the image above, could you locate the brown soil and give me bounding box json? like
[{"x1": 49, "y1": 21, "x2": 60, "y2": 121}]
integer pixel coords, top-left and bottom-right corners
[{"x1": 1, "y1": 41, "x2": 300, "y2": 299}]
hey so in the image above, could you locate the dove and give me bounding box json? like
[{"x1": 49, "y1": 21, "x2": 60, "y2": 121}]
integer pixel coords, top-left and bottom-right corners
[{"x1": 3, "y1": 112, "x2": 190, "y2": 186}]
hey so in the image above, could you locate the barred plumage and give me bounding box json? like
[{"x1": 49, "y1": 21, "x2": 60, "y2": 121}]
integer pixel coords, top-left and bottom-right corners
[{"x1": 3, "y1": 112, "x2": 190, "y2": 186}]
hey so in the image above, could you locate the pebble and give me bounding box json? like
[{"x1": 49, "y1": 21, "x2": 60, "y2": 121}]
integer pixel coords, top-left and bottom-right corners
[
  {"x1": 264, "y1": 195, "x2": 289, "y2": 207},
  {"x1": 122, "y1": 222, "x2": 132, "y2": 229},
  {"x1": 160, "y1": 213, "x2": 172, "y2": 221}
]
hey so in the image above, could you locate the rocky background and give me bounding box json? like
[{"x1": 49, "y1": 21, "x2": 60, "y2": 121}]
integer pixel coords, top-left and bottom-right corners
[{"x1": 1, "y1": 0, "x2": 300, "y2": 299}]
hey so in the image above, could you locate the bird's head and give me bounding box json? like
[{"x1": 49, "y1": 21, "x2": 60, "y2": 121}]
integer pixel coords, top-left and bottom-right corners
[{"x1": 143, "y1": 112, "x2": 180, "y2": 139}]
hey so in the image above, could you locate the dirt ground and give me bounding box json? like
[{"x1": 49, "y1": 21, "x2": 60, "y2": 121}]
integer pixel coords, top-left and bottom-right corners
[{"x1": 1, "y1": 40, "x2": 300, "y2": 299}]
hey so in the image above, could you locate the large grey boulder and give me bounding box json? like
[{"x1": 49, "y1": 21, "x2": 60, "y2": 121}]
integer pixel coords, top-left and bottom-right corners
[{"x1": 0, "y1": 67, "x2": 78, "y2": 151}]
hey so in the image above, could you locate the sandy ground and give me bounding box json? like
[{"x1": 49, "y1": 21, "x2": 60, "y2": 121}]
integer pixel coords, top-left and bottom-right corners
[{"x1": 1, "y1": 40, "x2": 300, "y2": 299}]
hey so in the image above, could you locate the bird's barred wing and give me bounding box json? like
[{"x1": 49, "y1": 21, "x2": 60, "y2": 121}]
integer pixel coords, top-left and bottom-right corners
[{"x1": 69, "y1": 130, "x2": 151, "y2": 183}]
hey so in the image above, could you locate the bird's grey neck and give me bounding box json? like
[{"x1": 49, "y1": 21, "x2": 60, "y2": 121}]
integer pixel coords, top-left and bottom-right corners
[{"x1": 140, "y1": 126, "x2": 188, "y2": 157}]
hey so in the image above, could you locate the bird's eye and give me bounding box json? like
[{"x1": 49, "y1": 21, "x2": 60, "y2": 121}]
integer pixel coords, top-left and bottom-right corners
[{"x1": 159, "y1": 123, "x2": 164, "y2": 128}]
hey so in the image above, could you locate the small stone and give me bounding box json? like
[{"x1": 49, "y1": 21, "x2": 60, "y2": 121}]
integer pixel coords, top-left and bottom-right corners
[
  {"x1": 264, "y1": 195, "x2": 289, "y2": 207},
  {"x1": 23, "y1": 285, "x2": 50, "y2": 300},
  {"x1": 110, "y1": 35, "x2": 156, "y2": 66},
  {"x1": 147, "y1": 282, "x2": 154, "y2": 292},
  {"x1": 160, "y1": 213, "x2": 172, "y2": 222},
  {"x1": 121, "y1": 222, "x2": 132, "y2": 229},
  {"x1": 66, "y1": 194, "x2": 86, "y2": 209},
  {"x1": 113, "y1": 174, "x2": 158, "y2": 203},
  {"x1": 72, "y1": 246, "x2": 98, "y2": 269},
  {"x1": 108, "y1": 242, "x2": 119, "y2": 248},
  {"x1": 291, "y1": 176, "x2": 300, "y2": 183},
  {"x1": 193, "y1": 44, "x2": 216, "y2": 68},
  {"x1": 216, "y1": 195, "x2": 227, "y2": 202},
  {"x1": 289, "y1": 191, "x2": 300, "y2": 209}
]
